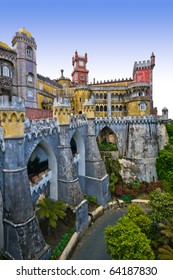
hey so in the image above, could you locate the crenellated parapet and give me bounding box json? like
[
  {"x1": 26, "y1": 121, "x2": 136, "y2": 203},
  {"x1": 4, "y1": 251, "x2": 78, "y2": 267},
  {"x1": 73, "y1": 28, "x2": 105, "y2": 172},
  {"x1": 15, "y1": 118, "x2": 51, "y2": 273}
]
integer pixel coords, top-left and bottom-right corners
[
  {"x1": 94, "y1": 115, "x2": 158, "y2": 125},
  {"x1": 24, "y1": 117, "x2": 60, "y2": 140},
  {"x1": 0, "y1": 95, "x2": 25, "y2": 111},
  {"x1": 0, "y1": 96, "x2": 25, "y2": 138},
  {"x1": 69, "y1": 114, "x2": 87, "y2": 129}
]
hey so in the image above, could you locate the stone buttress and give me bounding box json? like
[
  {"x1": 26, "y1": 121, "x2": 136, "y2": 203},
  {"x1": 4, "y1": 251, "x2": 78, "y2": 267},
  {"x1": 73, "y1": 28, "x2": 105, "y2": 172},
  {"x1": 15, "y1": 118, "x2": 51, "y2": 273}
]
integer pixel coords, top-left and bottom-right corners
[
  {"x1": 85, "y1": 119, "x2": 110, "y2": 205},
  {"x1": 0, "y1": 95, "x2": 50, "y2": 259}
]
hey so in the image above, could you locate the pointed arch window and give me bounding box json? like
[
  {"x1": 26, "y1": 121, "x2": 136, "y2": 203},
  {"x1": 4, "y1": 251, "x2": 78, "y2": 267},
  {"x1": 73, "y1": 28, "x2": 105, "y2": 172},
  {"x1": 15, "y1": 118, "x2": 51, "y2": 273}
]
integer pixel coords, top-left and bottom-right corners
[
  {"x1": 26, "y1": 46, "x2": 33, "y2": 58},
  {"x1": 27, "y1": 73, "x2": 33, "y2": 84}
]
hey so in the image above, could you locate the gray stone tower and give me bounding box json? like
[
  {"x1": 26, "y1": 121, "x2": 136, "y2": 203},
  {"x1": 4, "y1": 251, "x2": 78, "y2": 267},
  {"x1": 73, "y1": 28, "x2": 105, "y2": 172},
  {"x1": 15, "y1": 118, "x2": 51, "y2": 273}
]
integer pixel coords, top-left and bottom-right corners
[{"x1": 12, "y1": 28, "x2": 37, "y2": 108}]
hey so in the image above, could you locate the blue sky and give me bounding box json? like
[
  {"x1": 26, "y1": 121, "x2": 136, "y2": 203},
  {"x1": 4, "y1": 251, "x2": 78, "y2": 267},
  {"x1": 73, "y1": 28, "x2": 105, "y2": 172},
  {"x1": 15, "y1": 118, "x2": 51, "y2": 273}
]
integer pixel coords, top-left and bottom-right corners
[{"x1": 1, "y1": 0, "x2": 173, "y2": 118}]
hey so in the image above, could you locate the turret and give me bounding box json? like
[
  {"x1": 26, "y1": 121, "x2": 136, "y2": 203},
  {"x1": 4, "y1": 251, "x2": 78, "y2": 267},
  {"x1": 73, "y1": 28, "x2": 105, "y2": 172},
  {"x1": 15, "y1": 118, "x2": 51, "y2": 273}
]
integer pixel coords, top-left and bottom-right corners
[
  {"x1": 12, "y1": 28, "x2": 37, "y2": 108},
  {"x1": 71, "y1": 51, "x2": 89, "y2": 85},
  {"x1": 53, "y1": 97, "x2": 71, "y2": 125},
  {"x1": 150, "y1": 52, "x2": 155, "y2": 69},
  {"x1": 0, "y1": 95, "x2": 25, "y2": 138}
]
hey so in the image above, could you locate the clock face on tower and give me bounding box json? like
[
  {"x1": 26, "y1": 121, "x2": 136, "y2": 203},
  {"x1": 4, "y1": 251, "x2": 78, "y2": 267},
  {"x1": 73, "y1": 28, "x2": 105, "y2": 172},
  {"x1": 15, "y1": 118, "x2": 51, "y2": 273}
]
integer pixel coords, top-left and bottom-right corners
[{"x1": 79, "y1": 61, "x2": 84, "y2": 66}]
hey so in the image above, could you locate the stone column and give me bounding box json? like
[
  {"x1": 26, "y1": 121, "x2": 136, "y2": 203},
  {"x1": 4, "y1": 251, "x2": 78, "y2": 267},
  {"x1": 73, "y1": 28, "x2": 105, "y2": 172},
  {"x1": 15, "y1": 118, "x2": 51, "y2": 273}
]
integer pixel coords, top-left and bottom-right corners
[
  {"x1": 85, "y1": 120, "x2": 110, "y2": 205},
  {"x1": 57, "y1": 126, "x2": 83, "y2": 207}
]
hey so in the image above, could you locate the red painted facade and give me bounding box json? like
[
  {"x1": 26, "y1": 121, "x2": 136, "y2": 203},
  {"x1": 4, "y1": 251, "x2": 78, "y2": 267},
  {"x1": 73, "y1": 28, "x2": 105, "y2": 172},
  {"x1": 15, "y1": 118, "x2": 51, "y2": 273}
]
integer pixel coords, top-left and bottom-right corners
[
  {"x1": 26, "y1": 108, "x2": 53, "y2": 120},
  {"x1": 133, "y1": 67, "x2": 151, "y2": 83},
  {"x1": 71, "y1": 51, "x2": 89, "y2": 85}
]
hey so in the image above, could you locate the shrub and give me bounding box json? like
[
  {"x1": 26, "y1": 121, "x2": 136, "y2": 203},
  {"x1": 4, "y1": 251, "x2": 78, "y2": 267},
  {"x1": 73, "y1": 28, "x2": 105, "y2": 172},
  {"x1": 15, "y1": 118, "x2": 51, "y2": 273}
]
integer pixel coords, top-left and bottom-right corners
[
  {"x1": 126, "y1": 204, "x2": 152, "y2": 235},
  {"x1": 104, "y1": 216, "x2": 154, "y2": 260},
  {"x1": 148, "y1": 190, "x2": 173, "y2": 224},
  {"x1": 50, "y1": 227, "x2": 75, "y2": 259},
  {"x1": 120, "y1": 194, "x2": 132, "y2": 203}
]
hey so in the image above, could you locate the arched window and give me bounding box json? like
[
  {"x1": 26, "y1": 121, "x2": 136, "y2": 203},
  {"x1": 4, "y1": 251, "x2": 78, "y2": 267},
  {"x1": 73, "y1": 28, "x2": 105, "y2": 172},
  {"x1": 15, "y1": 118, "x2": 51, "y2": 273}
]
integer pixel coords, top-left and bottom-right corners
[
  {"x1": 26, "y1": 46, "x2": 33, "y2": 58},
  {"x1": 104, "y1": 93, "x2": 107, "y2": 99},
  {"x1": 100, "y1": 106, "x2": 103, "y2": 112},
  {"x1": 27, "y1": 73, "x2": 33, "y2": 83},
  {"x1": 119, "y1": 105, "x2": 122, "y2": 111},
  {"x1": 104, "y1": 105, "x2": 107, "y2": 112},
  {"x1": 3, "y1": 65, "x2": 11, "y2": 77},
  {"x1": 140, "y1": 102, "x2": 146, "y2": 111},
  {"x1": 96, "y1": 106, "x2": 99, "y2": 111},
  {"x1": 96, "y1": 93, "x2": 99, "y2": 99},
  {"x1": 100, "y1": 93, "x2": 103, "y2": 99},
  {"x1": 111, "y1": 105, "x2": 114, "y2": 111}
]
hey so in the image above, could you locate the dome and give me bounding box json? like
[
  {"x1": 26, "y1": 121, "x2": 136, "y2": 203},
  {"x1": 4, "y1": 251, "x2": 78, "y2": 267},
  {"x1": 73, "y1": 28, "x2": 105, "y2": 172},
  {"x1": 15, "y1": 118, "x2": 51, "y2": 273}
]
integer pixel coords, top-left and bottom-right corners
[
  {"x1": 18, "y1": 28, "x2": 32, "y2": 38},
  {"x1": 0, "y1": 41, "x2": 12, "y2": 50}
]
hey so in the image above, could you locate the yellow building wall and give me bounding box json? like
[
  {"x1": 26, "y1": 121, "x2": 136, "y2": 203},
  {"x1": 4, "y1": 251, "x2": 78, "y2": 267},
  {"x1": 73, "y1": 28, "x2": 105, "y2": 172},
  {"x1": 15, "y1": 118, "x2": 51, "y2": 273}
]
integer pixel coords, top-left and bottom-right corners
[
  {"x1": 74, "y1": 89, "x2": 90, "y2": 114},
  {"x1": 57, "y1": 79, "x2": 71, "y2": 88},
  {"x1": 127, "y1": 100, "x2": 150, "y2": 116},
  {"x1": 0, "y1": 111, "x2": 25, "y2": 138}
]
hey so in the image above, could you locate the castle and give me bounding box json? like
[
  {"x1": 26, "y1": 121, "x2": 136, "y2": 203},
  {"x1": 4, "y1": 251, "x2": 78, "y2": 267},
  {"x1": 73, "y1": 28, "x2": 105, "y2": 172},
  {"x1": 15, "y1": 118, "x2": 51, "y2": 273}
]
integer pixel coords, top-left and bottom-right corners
[{"x1": 0, "y1": 28, "x2": 168, "y2": 259}]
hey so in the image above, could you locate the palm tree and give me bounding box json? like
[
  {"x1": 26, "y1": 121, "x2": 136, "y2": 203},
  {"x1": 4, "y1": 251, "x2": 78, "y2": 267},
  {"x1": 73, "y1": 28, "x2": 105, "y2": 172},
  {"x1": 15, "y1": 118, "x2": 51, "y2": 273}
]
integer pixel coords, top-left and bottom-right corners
[
  {"x1": 36, "y1": 197, "x2": 67, "y2": 233},
  {"x1": 158, "y1": 218, "x2": 173, "y2": 260},
  {"x1": 159, "y1": 218, "x2": 173, "y2": 242},
  {"x1": 158, "y1": 245, "x2": 173, "y2": 260}
]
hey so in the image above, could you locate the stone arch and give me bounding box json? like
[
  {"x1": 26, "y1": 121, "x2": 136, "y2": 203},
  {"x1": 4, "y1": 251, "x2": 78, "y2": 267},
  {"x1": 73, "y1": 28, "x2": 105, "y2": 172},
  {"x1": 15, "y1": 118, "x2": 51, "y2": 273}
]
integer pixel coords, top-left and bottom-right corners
[
  {"x1": 70, "y1": 130, "x2": 85, "y2": 177},
  {"x1": 27, "y1": 139, "x2": 58, "y2": 201},
  {"x1": 0, "y1": 190, "x2": 3, "y2": 251},
  {"x1": 97, "y1": 126, "x2": 118, "y2": 148}
]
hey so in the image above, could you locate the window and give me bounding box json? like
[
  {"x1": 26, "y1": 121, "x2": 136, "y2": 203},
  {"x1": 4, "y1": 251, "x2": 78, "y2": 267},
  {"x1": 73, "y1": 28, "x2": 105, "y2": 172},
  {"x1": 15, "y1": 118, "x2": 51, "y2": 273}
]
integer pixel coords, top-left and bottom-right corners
[
  {"x1": 39, "y1": 83, "x2": 43, "y2": 90},
  {"x1": 27, "y1": 73, "x2": 33, "y2": 83},
  {"x1": 80, "y1": 75, "x2": 84, "y2": 80},
  {"x1": 26, "y1": 46, "x2": 32, "y2": 58},
  {"x1": 3, "y1": 66, "x2": 10, "y2": 77},
  {"x1": 140, "y1": 102, "x2": 146, "y2": 111},
  {"x1": 27, "y1": 90, "x2": 33, "y2": 98}
]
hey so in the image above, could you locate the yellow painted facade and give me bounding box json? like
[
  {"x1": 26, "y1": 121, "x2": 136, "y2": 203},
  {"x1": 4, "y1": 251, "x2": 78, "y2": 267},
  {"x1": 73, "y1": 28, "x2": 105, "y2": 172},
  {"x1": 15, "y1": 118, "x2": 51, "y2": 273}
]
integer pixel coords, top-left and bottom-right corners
[
  {"x1": 0, "y1": 111, "x2": 25, "y2": 138},
  {"x1": 53, "y1": 107, "x2": 71, "y2": 125}
]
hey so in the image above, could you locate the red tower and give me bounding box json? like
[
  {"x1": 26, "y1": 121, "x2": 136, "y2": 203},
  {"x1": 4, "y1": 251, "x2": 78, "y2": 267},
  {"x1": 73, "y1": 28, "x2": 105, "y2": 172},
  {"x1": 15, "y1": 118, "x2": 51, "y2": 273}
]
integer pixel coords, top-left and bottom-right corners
[
  {"x1": 133, "y1": 52, "x2": 156, "y2": 114},
  {"x1": 71, "y1": 51, "x2": 89, "y2": 85}
]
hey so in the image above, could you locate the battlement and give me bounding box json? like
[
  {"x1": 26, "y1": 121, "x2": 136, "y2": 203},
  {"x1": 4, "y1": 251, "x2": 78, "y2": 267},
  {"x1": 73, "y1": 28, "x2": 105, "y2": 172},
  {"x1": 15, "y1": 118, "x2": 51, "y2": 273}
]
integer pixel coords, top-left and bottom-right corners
[
  {"x1": 70, "y1": 114, "x2": 87, "y2": 129},
  {"x1": 91, "y1": 77, "x2": 133, "y2": 85},
  {"x1": 24, "y1": 117, "x2": 60, "y2": 140},
  {"x1": 0, "y1": 95, "x2": 25, "y2": 111},
  {"x1": 127, "y1": 82, "x2": 150, "y2": 89},
  {"x1": 134, "y1": 60, "x2": 150, "y2": 67},
  {"x1": 53, "y1": 96, "x2": 71, "y2": 107},
  {"x1": 94, "y1": 115, "x2": 158, "y2": 125}
]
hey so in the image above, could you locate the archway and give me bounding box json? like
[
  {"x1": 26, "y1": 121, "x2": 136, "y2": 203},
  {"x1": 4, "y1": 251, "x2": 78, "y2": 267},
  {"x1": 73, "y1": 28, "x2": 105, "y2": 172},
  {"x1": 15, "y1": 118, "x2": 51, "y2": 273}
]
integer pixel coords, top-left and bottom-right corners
[
  {"x1": 27, "y1": 140, "x2": 58, "y2": 203},
  {"x1": 97, "y1": 126, "x2": 118, "y2": 151},
  {"x1": 70, "y1": 130, "x2": 85, "y2": 178}
]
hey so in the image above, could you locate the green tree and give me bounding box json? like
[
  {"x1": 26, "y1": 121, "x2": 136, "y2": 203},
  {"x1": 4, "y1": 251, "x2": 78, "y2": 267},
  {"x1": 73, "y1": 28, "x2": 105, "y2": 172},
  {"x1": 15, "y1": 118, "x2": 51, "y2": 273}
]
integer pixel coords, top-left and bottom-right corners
[
  {"x1": 148, "y1": 190, "x2": 173, "y2": 224},
  {"x1": 156, "y1": 149, "x2": 173, "y2": 181},
  {"x1": 104, "y1": 215, "x2": 154, "y2": 260},
  {"x1": 158, "y1": 218, "x2": 173, "y2": 259},
  {"x1": 36, "y1": 198, "x2": 67, "y2": 231},
  {"x1": 126, "y1": 204, "x2": 151, "y2": 235}
]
